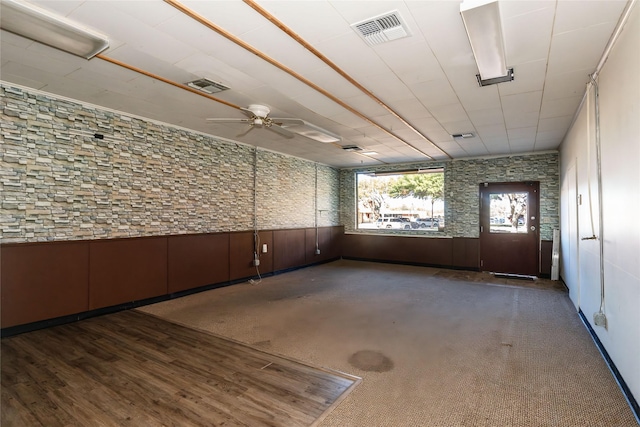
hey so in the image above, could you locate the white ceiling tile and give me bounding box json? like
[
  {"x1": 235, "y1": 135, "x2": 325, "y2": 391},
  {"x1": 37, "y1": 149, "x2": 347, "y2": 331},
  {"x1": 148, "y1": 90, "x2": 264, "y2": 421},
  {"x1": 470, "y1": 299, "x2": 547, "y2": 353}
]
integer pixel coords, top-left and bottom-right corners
[
  {"x1": 547, "y1": 22, "x2": 616, "y2": 75},
  {"x1": 508, "y1": 127, "x2": 538, "y2": 140},
  {"x1": 498, "y1": 60, "x2": 547, "y2": 96},
  {"x1": 0, "y1": 62, "x2": 48, "y2": 89},
  {"x1": 409, "y1": 79, "x2": 459, "y2": 108},
  {"x1": 468, "y1": 108, "x2": 504, "y2": 127},
  {"x1": 389, "y1": 98, "x2": 433, "y2": 120},
  {"x1": 476, "y1": 124, "x2": 508, "y2": 139},
  {"x1": 180, "y1": 1, "x2": 269, "y2": 36},
  {"x1": 504, "y1": 111, "x2": 540, "y2": 130},
  {"x1": 501, "y1": 91, "x2": 543, "y2": 113},
  {"x1": 543, "y1": 68, "x2": 591, "y2": 100},
  {"x1": 538, "y1": 116, "x2": 574, "y2": 132},
  {"x1": 442, "y1": 120, "x2": 475, "y2": 135},
  {"x1": 554, "y1": 1, "x2": 627, "y2": 34},
  {"x1": 540, "y1": 96, "x2": 583, "y2": 119},
  {"x1": 503, "y1": 5, "x2": 555, "y2": 65},
  {"x1": 0, "y1": 41, "x2": 82, "y2": 76},
  {"x1": 429, "y1": 103, "x2": 468, "y2": 124},
  {"x1": 377, "y1": 40, "x2": 445, "y2": 84},
  {"x1": 111, "y1": 1, "x2": 180, "y2": 27},
  {"x1": 462, "y1": 142, "x2": 490, "y2": 157}
]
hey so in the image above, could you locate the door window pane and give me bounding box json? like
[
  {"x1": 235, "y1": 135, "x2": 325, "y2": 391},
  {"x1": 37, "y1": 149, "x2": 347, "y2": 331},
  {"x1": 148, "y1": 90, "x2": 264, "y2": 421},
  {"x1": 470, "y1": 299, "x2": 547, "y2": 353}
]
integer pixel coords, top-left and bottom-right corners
[{"x1": 489, "y1": 192, "x2": 528, "y2": 233}]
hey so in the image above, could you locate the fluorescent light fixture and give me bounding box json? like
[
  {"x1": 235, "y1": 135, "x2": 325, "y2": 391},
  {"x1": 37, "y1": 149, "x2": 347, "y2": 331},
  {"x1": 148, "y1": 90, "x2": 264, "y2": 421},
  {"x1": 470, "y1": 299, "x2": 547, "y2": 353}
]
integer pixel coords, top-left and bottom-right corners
[
  {"x1": 0, "y1": 0, "x2": 109, "y2": 59},
  {"x1": 282, "y1": 121, "x2": 341, "y2": 143},
  {"x1": 476, "y1": 68, "x2": 513, "y2": 87},
  {"x1": 362, "y1": 151, "x2": 378, "y2": 155},
  {"x1": 460, "y1": 0, "x2": 508, "y2": 81}
]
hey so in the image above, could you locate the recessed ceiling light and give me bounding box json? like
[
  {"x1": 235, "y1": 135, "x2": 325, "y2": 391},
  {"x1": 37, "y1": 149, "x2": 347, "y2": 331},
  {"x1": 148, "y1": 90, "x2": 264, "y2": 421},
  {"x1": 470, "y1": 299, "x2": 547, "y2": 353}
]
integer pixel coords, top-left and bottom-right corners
[{"x1": 362, "y1": 151, "x2": 378, "y2": 155}]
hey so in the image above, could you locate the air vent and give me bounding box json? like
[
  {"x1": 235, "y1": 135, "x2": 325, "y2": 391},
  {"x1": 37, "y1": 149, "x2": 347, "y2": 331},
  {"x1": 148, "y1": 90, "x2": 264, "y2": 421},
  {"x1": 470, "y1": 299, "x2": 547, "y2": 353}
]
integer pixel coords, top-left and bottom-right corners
[
  {"x1": 351, "y1": 11, "x2": 410, "y2": 46},
  {"x1": 185, "y1": 78, "x2": 230, "y2": 94},
  {"x1": 342, "y1": 145, "x2": 363, "y2": 152},
  {"x1": 451, "y1": 133, "x2": 475, "y2": 139}
]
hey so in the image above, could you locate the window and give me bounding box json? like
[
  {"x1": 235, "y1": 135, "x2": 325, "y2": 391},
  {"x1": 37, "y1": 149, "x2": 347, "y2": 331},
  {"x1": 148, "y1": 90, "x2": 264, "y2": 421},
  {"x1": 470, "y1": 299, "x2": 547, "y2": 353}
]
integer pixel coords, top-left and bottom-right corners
[
  {"x1": 489, "y1": 192, "x2": 528, "y2": 233},
  {"x1": 356, "y1": 169, "x2": 444, "y2": 231}
]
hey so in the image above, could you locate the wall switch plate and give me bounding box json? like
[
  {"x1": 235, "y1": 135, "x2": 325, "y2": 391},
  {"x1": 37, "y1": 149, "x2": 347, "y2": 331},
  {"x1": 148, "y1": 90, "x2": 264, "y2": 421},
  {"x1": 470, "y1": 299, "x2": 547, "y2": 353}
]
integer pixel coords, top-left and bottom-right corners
[{"x1": 262, "y1": 243, "x2": 268, "y2": 253}]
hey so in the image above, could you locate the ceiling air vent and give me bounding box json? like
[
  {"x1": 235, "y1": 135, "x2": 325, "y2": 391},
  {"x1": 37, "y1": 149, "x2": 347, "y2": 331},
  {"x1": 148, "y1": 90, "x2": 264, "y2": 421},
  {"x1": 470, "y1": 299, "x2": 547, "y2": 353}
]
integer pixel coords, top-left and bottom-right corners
[
  {"x1": 352, "y1": 10, "x2": 410, "y2": 46},
  {"x1": 185, "y1": 78, "x2": 230, "y2": 94},
  {"x1": 342, "y1": 145, "x2": 363, "y2": 152}
]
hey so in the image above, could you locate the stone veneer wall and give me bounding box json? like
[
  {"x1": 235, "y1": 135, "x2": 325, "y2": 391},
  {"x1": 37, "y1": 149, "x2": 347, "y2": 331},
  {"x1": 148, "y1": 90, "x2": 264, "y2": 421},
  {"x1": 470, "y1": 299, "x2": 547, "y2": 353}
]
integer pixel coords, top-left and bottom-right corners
[
  {"x1": 0, "y1": 85, "x2": 339, "y2": 243},
  {"x1": 340, "y1": 152, "x2": 559, "y2": 240}
]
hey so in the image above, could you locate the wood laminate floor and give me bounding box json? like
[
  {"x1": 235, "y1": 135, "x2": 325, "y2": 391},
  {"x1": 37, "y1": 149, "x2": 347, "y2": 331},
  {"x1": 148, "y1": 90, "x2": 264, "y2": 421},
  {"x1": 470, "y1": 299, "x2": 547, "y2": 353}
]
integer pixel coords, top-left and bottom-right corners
[{"x1": 1, "y1": 310, "x2": 360, "y2": 427}]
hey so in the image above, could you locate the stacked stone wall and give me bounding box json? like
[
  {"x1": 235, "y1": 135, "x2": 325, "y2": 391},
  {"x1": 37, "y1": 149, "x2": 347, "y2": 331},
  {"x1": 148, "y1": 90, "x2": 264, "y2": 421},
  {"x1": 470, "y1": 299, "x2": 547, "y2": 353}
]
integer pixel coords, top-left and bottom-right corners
[
  {"x1": 0, "y1": 85, "x2": 339, "y2": 243},
  {"x1": 340, "y1": 153, "x2": 559, "y2": 240}
]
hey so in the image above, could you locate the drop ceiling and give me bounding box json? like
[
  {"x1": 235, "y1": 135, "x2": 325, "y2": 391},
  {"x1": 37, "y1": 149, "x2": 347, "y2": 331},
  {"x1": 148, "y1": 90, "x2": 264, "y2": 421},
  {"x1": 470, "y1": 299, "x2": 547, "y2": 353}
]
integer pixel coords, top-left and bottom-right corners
[{"x1": 0, "y1": 0, "x2": 629, "y2": 167}]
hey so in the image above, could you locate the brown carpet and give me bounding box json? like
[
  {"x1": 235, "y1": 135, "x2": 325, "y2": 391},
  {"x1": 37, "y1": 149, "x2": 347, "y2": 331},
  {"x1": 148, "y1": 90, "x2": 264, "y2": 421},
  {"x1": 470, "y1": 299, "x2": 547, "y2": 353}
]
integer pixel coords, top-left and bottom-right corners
[{"x1": 139, "y1": 259, "x2": 637, "y2": 426}]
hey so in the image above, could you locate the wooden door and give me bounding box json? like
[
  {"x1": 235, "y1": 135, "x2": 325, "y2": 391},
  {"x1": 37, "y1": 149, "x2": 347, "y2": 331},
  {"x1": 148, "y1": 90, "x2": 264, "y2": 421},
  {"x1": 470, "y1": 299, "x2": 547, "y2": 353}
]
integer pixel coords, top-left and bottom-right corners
[{"x1": 479, "y1": 182, "x2": 540, "y2": 276}]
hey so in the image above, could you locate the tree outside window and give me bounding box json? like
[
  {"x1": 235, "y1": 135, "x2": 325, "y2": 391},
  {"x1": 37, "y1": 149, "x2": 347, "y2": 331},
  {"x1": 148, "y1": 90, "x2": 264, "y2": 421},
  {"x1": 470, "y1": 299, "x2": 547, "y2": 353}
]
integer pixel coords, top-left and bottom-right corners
[{"x1": 356, "y1": 170, "x2": 444, "y2": 231}]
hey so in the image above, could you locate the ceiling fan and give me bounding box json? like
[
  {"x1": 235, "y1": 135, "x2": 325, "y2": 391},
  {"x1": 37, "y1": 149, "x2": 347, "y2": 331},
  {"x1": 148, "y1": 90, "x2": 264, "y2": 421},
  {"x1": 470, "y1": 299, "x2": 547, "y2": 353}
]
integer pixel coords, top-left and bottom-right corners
[{"x1": 207, "y1": 104, "x2": 304, "y2": 138}]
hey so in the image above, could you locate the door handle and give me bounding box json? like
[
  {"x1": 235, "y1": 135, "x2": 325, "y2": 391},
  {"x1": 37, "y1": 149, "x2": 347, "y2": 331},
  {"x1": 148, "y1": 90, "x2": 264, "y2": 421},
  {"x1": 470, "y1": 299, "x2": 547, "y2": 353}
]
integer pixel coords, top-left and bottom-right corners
[{"x1": 530, "y1": 226, "x2": 536, "y2": 231}]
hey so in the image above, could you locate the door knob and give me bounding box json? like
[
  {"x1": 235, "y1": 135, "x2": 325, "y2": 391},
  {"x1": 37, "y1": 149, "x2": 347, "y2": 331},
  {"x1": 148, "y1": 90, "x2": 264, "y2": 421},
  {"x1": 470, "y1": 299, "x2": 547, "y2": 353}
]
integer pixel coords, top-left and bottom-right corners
[{"x1": 530, "y1": 226, "x2": 536, "y2": 231}]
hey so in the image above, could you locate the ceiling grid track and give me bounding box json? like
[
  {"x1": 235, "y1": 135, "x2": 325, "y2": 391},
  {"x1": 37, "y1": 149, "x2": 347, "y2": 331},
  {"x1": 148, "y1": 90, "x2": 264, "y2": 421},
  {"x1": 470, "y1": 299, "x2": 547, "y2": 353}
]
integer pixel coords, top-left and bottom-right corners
[
  {"x1": 96, "y1": 54, "x2": 242, "y2": 110},
  {"x1": 242, "y1": 0, "x2": 452, "y2": 160},
  {"x1": 163, "y1": 0, "x2": 435, "y2": 161}
]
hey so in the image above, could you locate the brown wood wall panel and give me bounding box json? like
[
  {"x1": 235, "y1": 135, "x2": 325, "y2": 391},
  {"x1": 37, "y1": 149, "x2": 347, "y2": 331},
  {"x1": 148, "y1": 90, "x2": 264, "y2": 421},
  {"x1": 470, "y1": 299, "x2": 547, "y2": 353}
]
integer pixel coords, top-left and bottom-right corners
[
  {"x1": 330, "y1": 226, "x2": 344, "y2": 259},
  {"x1": 89, "y1": 237, "x2": 168, "y2": 310},
  {"x1": 540, "y1": 240, "x2": 553, "y2": 276},
  {"x1": 229, "y1": 231, "x2": 274, "y2": 281},
  {"x1": 452, "y1": 237, "x2": 480, "y2": 269},
  {"x1": 273, "y1": 229, "x2": 306, "y2": 271},
  {"x1": 342, "y1": 234, "x2": 453, "y2": 267},
  {"x1": 167, "y1": 233, "x2": 230, "y2": 293},
  {"x1": 0, "y1": 241, "x2": 89, "y2": 328},
  {"x1": 305, "y1": 227, "x2": 332, "y2": 264}
]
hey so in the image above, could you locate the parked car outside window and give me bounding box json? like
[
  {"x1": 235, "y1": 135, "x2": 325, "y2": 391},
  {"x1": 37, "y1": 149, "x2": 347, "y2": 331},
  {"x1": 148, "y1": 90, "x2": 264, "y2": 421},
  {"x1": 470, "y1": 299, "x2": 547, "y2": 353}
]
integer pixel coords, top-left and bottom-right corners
[
  {"x1": 415, "y1": 218, "x2": 439, "y2": 228},
  {"x1": 376, "y1": 217, "x2": 412, "y2": 230}
]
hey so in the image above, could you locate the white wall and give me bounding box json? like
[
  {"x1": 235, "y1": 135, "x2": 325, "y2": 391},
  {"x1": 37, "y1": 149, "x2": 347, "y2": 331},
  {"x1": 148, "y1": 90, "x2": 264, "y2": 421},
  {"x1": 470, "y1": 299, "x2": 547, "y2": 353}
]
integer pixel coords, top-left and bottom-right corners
[{"x1": 560, "y1": 2, "x2": 640, "y2": 403}]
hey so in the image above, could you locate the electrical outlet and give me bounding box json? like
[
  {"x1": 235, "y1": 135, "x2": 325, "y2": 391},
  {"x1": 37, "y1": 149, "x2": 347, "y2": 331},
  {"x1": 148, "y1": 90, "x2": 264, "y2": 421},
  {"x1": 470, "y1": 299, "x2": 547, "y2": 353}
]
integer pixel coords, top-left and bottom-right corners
[
  {"x1": 253, "y1": 258, "x2": 260, "y2": 267},
  {"x1": 593, "y1": 312, "x2": 607, "y2": 327},
  {"x1": 315, "y1": 248, "x2": 321, "y2": 255}
]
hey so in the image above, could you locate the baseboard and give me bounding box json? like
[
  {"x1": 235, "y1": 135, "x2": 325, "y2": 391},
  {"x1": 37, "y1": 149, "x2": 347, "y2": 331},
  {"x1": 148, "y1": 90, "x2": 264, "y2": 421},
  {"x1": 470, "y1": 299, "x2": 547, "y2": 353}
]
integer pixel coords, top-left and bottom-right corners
[{"x1": 578, "y1": 310, "x2": 640, "y2": 424}]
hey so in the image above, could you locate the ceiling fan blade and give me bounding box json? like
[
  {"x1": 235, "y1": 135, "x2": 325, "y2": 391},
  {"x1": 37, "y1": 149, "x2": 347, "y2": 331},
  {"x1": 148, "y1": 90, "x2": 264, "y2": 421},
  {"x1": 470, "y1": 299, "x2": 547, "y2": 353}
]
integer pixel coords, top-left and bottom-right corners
[
  {"x1": 206, "y1": 118, "x2": 251, "y2": 123},
  {"x1": 239, "y1": 107, "x2": 258, "y2": 118},
  {"x1": 236, "y1": 125, "x2": 255, "y2": 138},
  {"x1": 271, "y1": 118, "x2": 305, "y2": 126},
  {"x1": 267, "y1": 124, "x2": 295, "y2": 138}
]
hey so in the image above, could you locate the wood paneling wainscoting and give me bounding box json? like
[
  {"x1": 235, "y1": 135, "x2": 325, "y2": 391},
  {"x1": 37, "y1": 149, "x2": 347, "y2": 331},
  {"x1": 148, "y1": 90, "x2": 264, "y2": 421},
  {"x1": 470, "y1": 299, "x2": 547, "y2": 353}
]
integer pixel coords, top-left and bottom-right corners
[
  {"x1": 342, "y1": 234, "x2": 553, "y2": 277},
  {"x1": 0, "y1": 226, "x2": 343, "y2": 332},
  {"x1": 1, "y1": 228, "x2": 552, "y2": 333}
]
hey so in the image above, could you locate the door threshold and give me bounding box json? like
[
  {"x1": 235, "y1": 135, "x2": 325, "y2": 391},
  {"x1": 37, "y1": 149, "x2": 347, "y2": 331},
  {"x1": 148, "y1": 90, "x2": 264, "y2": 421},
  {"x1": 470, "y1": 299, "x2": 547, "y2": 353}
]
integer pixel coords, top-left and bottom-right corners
[{"x1": 492, "y1": 272, "x2": 537, "y2": 281}]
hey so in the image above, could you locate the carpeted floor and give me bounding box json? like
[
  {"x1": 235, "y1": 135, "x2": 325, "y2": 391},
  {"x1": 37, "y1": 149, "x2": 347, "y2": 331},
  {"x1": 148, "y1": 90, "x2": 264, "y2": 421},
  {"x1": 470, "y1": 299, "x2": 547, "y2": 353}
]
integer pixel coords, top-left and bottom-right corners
[{"x1": 139, "y1": 259, "x2": 637, "y2": 426}]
